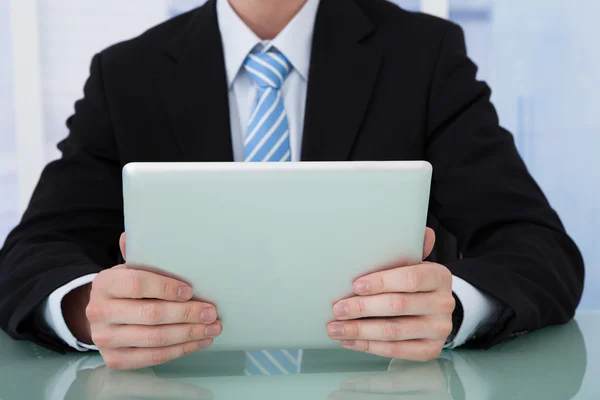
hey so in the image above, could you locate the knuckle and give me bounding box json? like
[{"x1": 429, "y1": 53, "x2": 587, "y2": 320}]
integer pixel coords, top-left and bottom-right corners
[
  {"x1": 414, "y1": 342, "x2": 443, "y2": 362},
  {"x1": 183, "y1": 304, "x2": 193, "y2": 322},
  {"x1": 90, "y1": 281, "x2": 101, "y2": 298},
  {"x1": 91, "y1": 332, "x2": 111, "y2": 348},
  {"x1": 94, "y1": 270, "x2": 110, "y2": 287},
  {"x1": 438, "y1": 320, "x2": 453, "y2": 339},
  {"x1": 438, "y1": 295, "x2": 456, "y2": 314},
  {"x1": 115, "y1": 270, "x2": 143, "y2": 298},
  {"x1": 147, "y1": 329, "x2": 169, "y2": 347},
  {"x1": 404, "y1": 270, "x2": 421, "y2": 292},
  {"x1": 345, "y1": 322, "x2": 360, "y2": 338},
  {"x1": 126, "y1": 274, "x2": 144, "y2": 298},
  {"x1": 387, "y1": 344, "x2": 405, "y2": 359},
  {"x1": 163, "y1": 281, "x2": 174, "y2": 299},
  {"x1": 438, "y1": 266, "x2": 453, "y2": 288},
  {"x1": 388, "y1": 295, "x2": 408, "y2": 315},
  {"x1": 359, "y1": 340, "x2": 370, "y2": 353},
  {"x1": 349, "y1": 298, "x2": 366, "y2": 317},
  {"x1": 426, "y1": 342, "x2": 444, "y2": 360},
  {"x1": 92, "y1": 271, "x2": 113, "y2": 295},
  {"x1": 377, "y1": 273, "x2": 387, "y2": 292},
  {"x1": 355, "y1": 298, "x2": 367, "y2": 316},
  {"x1": 91, "y1": 276, "x2": 103, "y2": 293},
  {"x1": 189, "y1": 324, "x2": 204, "y2": 340},
  {"x1": 86, "y1": 303, "x2": 105, "y2": 323},
  {"x1": 103, "y1": 354, "x2": 124, "y2": 370},
  {"x1": 383, "y1": 322, "x2": 404, "y2": 340},
  {"x1": 141, "y1": 303, "x2": 162, "y2": 323},
  {"x1": 183, "y1": 303, "x2": 202, "y2": 322},
  {"x1": 150, "y1": 350, "x2": 168, "y2": 366},
  {"x1": 182, "y1": 341, "x2": 202, "y2": 356}
]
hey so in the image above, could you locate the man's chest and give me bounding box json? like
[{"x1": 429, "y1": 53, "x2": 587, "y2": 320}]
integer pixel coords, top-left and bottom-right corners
[{"x1": 107, "y1": 62, "x2": 429, "y2": 166}]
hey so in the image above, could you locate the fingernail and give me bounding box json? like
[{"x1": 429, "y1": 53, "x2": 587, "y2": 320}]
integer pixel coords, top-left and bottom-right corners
[
  {"x1": 333, "y1": 301, "x2": 348, "y2": 318},
  {"x1": 178, "y1": 286, "x2": 192, "y2": 299},
  {"x1": 354, "y1": 279, "x2": 370, "y2": 294},
  {"x1": 200, "y1": 308, "x2": 217, "y2": 323},
  {"x1": 198, "y1": 339, "x2": 213, "y2": 348},
  {"x1": 205, "y1": 324, "x2": 221, "y2": 337},
  {"x1": 328, "y1": 323, "x2": 344, "y2": 337},
  {"x1": 341, "y1": 340, "x2": 356, "y2": 347}
]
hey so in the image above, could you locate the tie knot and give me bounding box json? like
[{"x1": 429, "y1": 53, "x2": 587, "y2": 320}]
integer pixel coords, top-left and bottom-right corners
[{"x1": 243, "y1": 51, "x2": 292, "y2": 89}]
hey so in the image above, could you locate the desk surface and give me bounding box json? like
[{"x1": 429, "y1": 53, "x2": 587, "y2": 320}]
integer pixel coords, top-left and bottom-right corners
[{"x1": 1, "y1": 311, "x2": 598, "y2": 400}]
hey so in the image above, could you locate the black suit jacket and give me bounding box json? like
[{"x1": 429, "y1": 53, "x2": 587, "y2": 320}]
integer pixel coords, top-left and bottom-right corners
[{"x1": 0, "y1": 0, "x2": 584, "y2": 352}]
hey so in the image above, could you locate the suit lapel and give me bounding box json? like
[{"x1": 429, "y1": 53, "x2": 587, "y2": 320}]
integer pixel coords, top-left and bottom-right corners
[
  {"x1": 162, "y1": 0, "x2": 234, "y2": 162},
  {"x1": 301, "y1": 0, "x2": 383, "y2": 161}
]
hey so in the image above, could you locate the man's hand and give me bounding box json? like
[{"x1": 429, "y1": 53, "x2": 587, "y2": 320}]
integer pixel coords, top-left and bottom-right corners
[
  {"x1": 327, "y1": 228, "x2": 455, "y2": 361},
  {"x1": 65, "y1": 233, "x2": 221, "y2": 370}
]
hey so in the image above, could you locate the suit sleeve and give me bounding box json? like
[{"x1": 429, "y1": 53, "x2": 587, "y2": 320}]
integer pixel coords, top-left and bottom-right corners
[
  {"x1": 0, "y1": 53, "x2": 123, "y2": 351},
  {"x1": 425, "y1": 23, "x2": 584, "y2": 348}
]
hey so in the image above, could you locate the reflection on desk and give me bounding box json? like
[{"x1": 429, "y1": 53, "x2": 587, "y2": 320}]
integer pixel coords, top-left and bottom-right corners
[{"x1": 0, "y1": 313, "x2": 591, "y2": 399}]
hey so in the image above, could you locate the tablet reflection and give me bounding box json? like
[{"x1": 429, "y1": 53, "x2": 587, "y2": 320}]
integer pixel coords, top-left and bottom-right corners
[
  {"x1": 329, "y1": 360, "x2": 452, "y2": 400},
  {"x1": 329, "y1": 321, "x2": 586, "y2": 400},
  {"x1": 78, "y1": 366, "x2": 213, "y2": 400}
]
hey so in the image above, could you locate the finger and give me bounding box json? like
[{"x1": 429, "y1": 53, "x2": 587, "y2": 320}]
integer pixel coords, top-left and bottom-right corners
[
  {"x1": 92, "y1": 322, "x2": 222, "y2": 348},
  {"x1": 96, "y1": 268, "x2": 194, "y2": 301},
  {"x1": 423, "y1": 228, "x2": 435, "y2": 260},
  {"x1": 328, "y1": 316, "x2": 452, "y2": 341},
  {"x1": 88, "y1": 299, "x2": 218, "y2": 325},
  {"x1": 102, "y1": 339, "x2": 213, "y2": 370},
  {"x1": 340, "y1": 339, "x2": 444, "y2": 362},
  {"x1": 333, "y1": 293, "x2": 454, "y2": 320},
  {"x1": 353, "y1": 263, "x2": 452, "y2": 296},
  {"x1": 120, "y1": 232, "x2": 126, "y2": 260}
]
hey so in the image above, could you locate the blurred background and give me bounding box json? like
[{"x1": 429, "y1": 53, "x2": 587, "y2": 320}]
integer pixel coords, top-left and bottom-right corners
[{"x1": 1, "y1": 0, "x2": 598, "y2": 307}]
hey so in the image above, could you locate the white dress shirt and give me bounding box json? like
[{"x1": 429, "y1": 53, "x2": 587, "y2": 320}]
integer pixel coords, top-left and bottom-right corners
[{"x1": 41, "y1": 0, "x2": 498, "y2": 351}]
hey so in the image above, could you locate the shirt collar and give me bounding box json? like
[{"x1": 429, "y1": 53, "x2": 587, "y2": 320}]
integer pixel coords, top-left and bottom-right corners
[{"x1": 216, "y1": 0, "x2": 320, "y2": 88}]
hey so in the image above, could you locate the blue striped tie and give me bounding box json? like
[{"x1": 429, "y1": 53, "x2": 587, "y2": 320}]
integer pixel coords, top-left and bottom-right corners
[
  {"x1": 244, "y1": 349, "x2": 302, "y2": 376},
  {"x1": 242, "y1": 49, "x2": 301, "y2": 375},
  {"x1": 243, "y1": 50, "x2": 292, "y2": 162}
]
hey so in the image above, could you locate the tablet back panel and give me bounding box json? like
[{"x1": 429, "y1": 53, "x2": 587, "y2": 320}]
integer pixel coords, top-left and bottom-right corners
[{"x1": 123, "y1": 161, "x2": 432, "y2": 351}]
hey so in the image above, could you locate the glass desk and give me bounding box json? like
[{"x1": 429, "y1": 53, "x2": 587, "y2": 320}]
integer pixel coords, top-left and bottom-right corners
[{"x1": 1, "y1": 311, "x2": 598, "y2": 399}]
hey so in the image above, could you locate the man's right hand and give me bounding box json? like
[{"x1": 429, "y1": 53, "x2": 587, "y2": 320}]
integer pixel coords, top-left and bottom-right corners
[{"x1": 71, "y1": 233, "x2": 221, "y2": 370}]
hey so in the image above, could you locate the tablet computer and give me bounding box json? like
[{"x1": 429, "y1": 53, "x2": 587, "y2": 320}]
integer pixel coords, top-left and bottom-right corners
[{"x1": 123, "y1": 161, "x2": 432, "y2": 351}]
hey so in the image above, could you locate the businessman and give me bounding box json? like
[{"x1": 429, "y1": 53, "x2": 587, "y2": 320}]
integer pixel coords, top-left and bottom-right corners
[{"x1": 0, "y1": 0, "x2": 584, "y2": 370}]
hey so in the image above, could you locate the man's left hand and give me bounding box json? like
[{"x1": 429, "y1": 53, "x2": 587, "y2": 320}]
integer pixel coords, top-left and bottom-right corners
[{"x1": 327, "y1": 228, "x2": 455, "y2": 361}]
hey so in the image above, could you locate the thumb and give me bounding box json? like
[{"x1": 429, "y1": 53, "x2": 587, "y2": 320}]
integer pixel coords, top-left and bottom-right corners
[
  {"x1": 119, "y1": 232, "x2": 126, "y2": 261},
  {"x1": 423, "y1": 227, "x2": 436, "y2": 260}
]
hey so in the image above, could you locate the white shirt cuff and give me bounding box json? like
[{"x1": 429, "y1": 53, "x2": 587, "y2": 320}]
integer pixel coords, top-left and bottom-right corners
[
  {"x1": 446, "y1": 275, "x2": 499, "y2": 348},
  {"x1": 41, "y1": 273, "x2": 100, "y2": 352}
]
